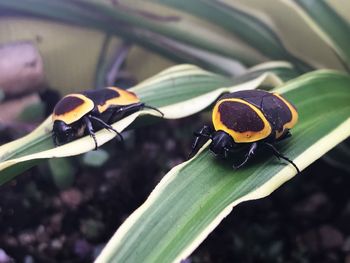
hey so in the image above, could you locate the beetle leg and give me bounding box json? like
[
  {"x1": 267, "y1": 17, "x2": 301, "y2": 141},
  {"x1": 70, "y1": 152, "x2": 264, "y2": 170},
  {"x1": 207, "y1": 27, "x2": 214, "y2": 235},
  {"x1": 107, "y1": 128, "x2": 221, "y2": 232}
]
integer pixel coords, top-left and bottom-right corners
[
  {"x1": 52, "y1": 133, "x2": 59, "y2": 146},
  {"x1": 83, "y1": 116, "x2": 98, "y2": 150},
  {"x1": 233, "y1": 142, "x2": 258, "y2": 169},
  {"x1": 263, "y1": 142, "x2": 300, "y2": 175},
  {"x1": 188, "y1": 125, "x2": 212, "y2": 159},
  {"x1": 88, "y1": 115, "x2": 124, "y2": 143},
  {"x1": 224, "y1": 147, "x2": 230, "y2": 159}
]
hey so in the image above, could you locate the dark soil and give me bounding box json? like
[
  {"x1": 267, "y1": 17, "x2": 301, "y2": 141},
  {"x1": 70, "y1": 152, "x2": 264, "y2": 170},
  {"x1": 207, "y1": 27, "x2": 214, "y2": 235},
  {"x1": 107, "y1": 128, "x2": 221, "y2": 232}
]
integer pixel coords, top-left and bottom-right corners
[{"x1": 0, "y1": 115, "x2": 349, "y2": 263}]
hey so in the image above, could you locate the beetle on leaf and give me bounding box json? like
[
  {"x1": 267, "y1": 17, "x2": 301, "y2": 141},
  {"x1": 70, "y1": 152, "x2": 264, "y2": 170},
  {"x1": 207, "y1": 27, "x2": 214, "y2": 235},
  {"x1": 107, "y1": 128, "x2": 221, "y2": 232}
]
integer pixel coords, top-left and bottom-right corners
[
  {"x1": 52, "y1": 87, "x2": 163, "y2": 149},
  {"x1": 189, "y1": 90, "x2": 300, "y2": 174}
]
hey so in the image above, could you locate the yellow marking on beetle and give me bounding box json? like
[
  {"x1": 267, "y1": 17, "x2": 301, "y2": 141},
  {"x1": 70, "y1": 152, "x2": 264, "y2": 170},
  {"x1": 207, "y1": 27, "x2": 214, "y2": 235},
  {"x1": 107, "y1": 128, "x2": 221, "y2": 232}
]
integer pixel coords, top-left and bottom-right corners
[
  {"x1": 97, "y1": 87, "x2": 140, "y2": 113},
  {"x1": 212, "y1": 98, "x2": 272, "y2": 143},
  {"x1": 273, "y1": 93, "x2": 298, "y2": 139},
  {"x1": 52, "y1": 94, "x2": 94, "y2": 125}
]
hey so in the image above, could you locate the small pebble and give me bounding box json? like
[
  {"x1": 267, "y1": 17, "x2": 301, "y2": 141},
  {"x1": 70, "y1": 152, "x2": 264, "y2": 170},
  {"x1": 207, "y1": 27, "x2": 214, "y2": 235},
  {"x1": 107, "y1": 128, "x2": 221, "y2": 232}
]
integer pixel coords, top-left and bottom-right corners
[
  {"x1": 74, "y1": 239, "x2": 92, "y2": 259},
  {"x1": 293, "y1": 192, "x2": 330, "y2": 218},
  {"x1": 23, "y1": 255, "x2": 34, "y2": 263},
  {"x1": 60, "y1": 188, "x2": 83, "y2": 209},
  {"x1": 0, "y1": 249, "x2": 13, "y2": 263},
  {"x1": 345, "y1": 254, "x2": 350, "y2": 263},
  {"x1": 343, "y1": 237, "x2": 350, "y2": 252},
  {"x1": 319, "y1": 225, "x2": 344, "y2": 250}
]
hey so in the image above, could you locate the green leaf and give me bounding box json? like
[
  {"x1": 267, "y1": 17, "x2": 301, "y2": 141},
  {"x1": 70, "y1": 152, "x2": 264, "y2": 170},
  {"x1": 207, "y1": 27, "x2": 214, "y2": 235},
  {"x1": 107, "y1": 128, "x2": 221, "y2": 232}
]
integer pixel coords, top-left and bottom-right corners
[
  {"x1": 245, "y1": 61, "x2": 301, "y2": 82},
  {"x1": 76, "y1": 0, "x2": 266, "y2": 67},
  {"x1": 295, "y1": 0, "x2": 350, "y2": 71},
  {"x1": 95, "y1": 71, "x2": 350, "y2": 263},
  {"x1": 217, "y1": 0, "x2": 347, "y2": 72},
  {"x1": 48, "y1": 157, "x2": 76, "y2": 190},
  {"x1": 0, "y1": 0, "x2": 264, "y2": 71},
  {"x1": 82, "y1": 149, "x2": 109, "y2": 167},
  {"x1": 0, "y1": 64, "x2": 283, "y2": 185},
  {"x1": 155, "y1": 0, "x2": 311, "y2": 71},
  {"x1": 326, "y1": 0, "x2": 350, "y2": 25},
  {"x1": 2, "y1": 0, "x2": 347, "y2": 86}
]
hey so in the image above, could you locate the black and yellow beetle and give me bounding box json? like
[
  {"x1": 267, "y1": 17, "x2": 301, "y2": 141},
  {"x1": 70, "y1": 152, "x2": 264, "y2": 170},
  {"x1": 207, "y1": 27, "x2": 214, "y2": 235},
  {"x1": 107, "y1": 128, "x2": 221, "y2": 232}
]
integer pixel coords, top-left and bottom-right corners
[
  {"x1": 52, "y1": 87, "x2": 162, "y2": 148},
  {"x1": 190, "y1": 89, "x2": 300, "y2": 173}
]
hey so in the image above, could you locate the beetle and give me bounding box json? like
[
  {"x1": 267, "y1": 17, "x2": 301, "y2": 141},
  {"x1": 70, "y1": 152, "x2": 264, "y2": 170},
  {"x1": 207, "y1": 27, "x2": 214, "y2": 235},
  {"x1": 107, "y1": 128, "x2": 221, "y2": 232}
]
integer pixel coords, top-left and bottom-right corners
[
  {"x1": 189, "y1": 89, "x2": 300, "y2": 173},
  {"x1": 52, "y1": 87, "x2": 163, "y2": 149}
]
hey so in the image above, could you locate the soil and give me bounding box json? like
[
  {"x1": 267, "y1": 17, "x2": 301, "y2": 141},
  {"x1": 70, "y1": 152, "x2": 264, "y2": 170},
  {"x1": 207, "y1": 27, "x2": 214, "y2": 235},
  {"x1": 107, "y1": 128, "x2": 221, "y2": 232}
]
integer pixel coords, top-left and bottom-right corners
[{"x1": 0, "y1": 115, "x2": 349, "y2": 263}]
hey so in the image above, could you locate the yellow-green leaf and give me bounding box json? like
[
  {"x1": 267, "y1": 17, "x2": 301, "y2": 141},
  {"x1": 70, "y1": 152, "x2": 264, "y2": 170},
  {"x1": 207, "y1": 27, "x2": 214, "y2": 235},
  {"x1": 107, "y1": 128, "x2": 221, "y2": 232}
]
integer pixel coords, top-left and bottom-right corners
[{"x1": 95, "y1": 70, "x2": 350, "y2": 263}]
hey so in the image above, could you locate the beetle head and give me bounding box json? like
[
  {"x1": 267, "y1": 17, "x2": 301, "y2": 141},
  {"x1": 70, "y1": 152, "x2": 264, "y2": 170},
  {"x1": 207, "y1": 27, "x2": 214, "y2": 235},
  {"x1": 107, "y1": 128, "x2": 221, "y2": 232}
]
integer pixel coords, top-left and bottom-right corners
[
  {"x1": 53, "y1": 120, "x2": 76, "y2": 145},
  {"x1": 210, "y1": 130, "x2": 236, "y2": 157}
]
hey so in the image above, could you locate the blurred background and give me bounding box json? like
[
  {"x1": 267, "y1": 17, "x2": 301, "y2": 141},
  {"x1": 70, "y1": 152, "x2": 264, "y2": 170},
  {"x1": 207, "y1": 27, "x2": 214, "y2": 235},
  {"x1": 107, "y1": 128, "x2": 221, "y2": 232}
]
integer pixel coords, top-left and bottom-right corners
[{"x1": 0, "y1": 1, "x2": 349, "y2": 262}]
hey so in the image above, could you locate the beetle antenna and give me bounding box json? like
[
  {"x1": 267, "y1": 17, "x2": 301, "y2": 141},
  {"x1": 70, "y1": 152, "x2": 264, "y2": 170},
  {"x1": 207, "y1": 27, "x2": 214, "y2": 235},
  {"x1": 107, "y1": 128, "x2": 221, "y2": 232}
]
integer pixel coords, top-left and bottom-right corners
[
  {"x1": 263, "y1": 142, "x2": 300, "y2": 175},
  {"x1": 143, "y1": 105, "x2": 164, "y2": 117}
]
